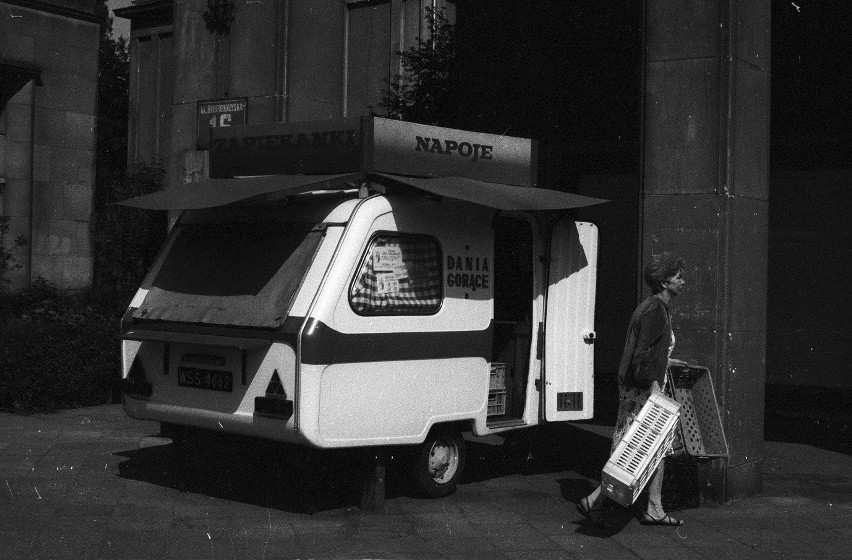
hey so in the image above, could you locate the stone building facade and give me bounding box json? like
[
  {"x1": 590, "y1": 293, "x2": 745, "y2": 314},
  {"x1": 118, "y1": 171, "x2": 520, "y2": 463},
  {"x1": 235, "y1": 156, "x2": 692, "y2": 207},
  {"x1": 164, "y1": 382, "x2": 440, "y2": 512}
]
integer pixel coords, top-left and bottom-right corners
[
  {"x1": 117, "y1": 0, "x2": 774, "y2": 501},
  {"x1": 0, "y1": 0, "x2": 101, "y2": 290},
  {"x1": 116, "y1": 0, "x2": 454, "y2": 192}
]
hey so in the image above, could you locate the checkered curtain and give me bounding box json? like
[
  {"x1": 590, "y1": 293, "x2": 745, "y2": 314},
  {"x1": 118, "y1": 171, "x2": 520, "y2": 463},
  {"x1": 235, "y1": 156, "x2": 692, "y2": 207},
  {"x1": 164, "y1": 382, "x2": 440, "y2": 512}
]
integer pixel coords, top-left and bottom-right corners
[{"x1": 350, "y1": 236, "x2": 442, "y2": 313}]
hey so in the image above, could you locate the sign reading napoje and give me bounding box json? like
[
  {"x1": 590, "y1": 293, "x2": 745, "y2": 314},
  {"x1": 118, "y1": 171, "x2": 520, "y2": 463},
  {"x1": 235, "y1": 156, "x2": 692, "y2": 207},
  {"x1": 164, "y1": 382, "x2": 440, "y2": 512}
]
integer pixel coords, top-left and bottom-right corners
[{"x1": 366, "y1": 118, "x2": 537, "y2": 186}]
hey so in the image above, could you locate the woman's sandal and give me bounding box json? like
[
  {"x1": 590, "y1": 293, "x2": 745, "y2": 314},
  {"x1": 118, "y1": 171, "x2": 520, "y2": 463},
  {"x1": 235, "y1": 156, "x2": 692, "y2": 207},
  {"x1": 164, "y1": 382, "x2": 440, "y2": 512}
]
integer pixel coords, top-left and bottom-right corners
[
  {"x1": 576, "y1": 497, "x2": 607, "y2": 526},
  {"x1": 576, "y1": 496, "x2": 593, "y2": 518},
  {"x1": 639, "y1": 513, "x2": 683, "y2": 526}
]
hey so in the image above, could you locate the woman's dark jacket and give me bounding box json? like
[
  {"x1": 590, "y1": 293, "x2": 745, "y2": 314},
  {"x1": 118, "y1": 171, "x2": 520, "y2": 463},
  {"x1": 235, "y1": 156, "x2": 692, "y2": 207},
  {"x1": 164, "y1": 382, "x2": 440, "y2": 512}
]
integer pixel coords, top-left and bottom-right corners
[{"x1": 617, "y1": 295, "x2": 672, "y2": 389}]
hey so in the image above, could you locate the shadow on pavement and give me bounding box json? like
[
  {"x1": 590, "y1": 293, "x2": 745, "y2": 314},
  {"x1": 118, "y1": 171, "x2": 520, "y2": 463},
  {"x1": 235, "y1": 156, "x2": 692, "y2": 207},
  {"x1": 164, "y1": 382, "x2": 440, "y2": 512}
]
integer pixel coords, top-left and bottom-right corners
[
  {"x1": 115, "y1": 429, "x2": 412, "y2": 513},
  {"x1": 114, "y1": 421, "x2": 700, "y2": 518}
]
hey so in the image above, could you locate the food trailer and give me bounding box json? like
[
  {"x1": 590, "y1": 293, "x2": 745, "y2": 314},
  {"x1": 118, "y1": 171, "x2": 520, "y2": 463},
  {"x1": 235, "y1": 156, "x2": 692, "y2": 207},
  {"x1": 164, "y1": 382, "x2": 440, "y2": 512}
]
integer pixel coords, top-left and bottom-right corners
[{"x1": 118, "y1": 117, "x2": 605, "y2": 497}]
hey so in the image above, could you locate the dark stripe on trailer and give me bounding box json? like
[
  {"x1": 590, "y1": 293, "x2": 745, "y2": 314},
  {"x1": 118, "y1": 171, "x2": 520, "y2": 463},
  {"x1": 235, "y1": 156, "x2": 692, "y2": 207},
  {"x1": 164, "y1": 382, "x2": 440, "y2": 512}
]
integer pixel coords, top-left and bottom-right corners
[{"x1": 300, "y1": 320, "x2": 492, "y2": 365}]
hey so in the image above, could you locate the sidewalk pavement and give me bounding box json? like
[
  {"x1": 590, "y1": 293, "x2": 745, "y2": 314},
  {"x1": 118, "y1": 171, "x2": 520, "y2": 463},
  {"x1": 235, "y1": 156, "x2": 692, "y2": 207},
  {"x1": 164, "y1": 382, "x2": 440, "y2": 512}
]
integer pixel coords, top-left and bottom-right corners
[{"x1": 0, "y1": 404, "x2": 850, "y2": 560}]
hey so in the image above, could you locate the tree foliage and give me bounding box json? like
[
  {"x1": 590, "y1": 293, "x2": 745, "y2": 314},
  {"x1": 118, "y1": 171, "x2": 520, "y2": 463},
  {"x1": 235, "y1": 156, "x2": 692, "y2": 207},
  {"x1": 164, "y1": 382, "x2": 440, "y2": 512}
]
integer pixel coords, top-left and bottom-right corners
[
  {"x1": 96, "y1": 4, "x2": 130, "y2": 186},
  {"x1": 380, "y1": 7, "x2": 458, "y2": 126}
]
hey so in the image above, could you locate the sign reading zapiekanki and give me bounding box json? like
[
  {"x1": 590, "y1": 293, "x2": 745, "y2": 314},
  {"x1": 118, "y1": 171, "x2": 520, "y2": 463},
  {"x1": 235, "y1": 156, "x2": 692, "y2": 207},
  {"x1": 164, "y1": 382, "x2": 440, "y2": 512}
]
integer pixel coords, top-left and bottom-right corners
[{"x1": 196, "y1": 98, "x2": 247, "y2": 150}]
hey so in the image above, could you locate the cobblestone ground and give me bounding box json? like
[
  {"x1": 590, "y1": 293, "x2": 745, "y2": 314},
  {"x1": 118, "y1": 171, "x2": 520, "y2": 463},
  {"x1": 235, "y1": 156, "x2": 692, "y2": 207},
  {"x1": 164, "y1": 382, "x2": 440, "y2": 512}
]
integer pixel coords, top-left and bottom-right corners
[{"x1": 1, "y1": 405, "x2": 850, "y2": 559}]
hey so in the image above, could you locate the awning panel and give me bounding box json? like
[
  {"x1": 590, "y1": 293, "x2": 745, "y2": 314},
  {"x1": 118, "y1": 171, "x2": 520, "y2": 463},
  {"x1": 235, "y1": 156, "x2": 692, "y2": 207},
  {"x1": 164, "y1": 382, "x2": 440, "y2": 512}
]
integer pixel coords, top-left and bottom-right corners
[
  {"x1": 133, "y1": 223, "x2": 323, "y2": 328},
  {"x1": 117, "y1": 173, "x2": 365, "y2": 210},
  {"x1": 375, "y1": 173, "x2": 606, "y2": 211}
]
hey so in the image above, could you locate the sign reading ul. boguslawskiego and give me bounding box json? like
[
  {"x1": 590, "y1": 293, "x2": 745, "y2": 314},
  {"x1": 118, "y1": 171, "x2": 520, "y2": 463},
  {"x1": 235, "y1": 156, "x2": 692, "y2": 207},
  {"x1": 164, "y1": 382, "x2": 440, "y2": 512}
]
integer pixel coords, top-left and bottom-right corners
[
  {"x1": 197, "y1": 98, "x2": 248, "y2": 150},
  {"x1": 209, "y1": 116, "x2": 536, "y2": 186}
]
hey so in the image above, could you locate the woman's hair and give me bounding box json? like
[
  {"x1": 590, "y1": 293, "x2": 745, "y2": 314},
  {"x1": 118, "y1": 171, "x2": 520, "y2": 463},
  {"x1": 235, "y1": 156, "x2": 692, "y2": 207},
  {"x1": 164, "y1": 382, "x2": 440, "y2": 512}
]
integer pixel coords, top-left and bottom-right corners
[{"x1": 644, "y1": 252, "x2": 685, "y2": 294}]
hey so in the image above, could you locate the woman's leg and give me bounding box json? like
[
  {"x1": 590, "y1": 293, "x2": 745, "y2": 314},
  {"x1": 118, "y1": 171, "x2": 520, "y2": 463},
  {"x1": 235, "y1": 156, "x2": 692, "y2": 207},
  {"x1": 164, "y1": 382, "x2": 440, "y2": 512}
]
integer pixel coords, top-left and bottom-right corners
[
  {"x1": 641, "y1": 460, "x2": 682, "y2": 525},
  {"x1": 646, "y1": 460, "x2": 666, "y2": 518}
]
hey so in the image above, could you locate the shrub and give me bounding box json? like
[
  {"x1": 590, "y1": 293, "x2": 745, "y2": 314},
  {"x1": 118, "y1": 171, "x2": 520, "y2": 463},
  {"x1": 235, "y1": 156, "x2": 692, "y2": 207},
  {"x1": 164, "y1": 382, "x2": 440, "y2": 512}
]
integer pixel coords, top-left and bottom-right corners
[
  {"x1": 0, "y1": 216, "x2": 28, "y2": 294},
  {"x1": 0, "y1": 278, "x2": 120, "y2": 413}
]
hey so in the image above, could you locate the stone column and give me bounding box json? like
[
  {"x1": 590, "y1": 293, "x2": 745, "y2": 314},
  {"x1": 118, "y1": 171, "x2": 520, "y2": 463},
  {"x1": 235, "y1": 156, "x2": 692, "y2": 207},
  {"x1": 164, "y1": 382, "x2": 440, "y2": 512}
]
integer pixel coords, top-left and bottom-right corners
[{"x1": 641, "y1": 1, "x2": 770, "y2": 502}]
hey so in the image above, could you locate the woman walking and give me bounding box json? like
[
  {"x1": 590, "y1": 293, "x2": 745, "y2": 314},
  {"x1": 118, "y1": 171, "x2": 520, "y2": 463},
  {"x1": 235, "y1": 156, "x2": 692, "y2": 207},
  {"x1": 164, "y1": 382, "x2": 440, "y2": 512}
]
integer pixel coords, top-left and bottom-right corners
[{"x1": 578, "y1": 251, "x2": 687, "y2": 526}]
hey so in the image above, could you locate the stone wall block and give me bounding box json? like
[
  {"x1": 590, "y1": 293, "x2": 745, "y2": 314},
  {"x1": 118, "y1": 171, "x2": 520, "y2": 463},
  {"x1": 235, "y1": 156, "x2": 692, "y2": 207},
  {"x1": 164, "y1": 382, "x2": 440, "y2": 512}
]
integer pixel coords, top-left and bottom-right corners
[
  {"x1": 733, "y1": 0, "x2": 771, "y2": 72},
  {"x1": 31, "y1": 219, "x2": 87, "y2": 258},
  {"x1": 644, "y1": 58, "x2": 720, "y2": 195},
  {"x1": 1, "y1": 215, "x2": 31, "y2": 289},
  {"x1": 173, "y1": 3, "x2": 216, "y2": 102},
  {"x1": 723, "y1": 330, "x2": 766, "y2": 467},
  {"x1": 287, "y1": 0, "x2": 346, "y2": 121},
  {"x1": 37, "y1": 43, "x2": 100, "y2": 82},
  {"x1": 0, "y1": 179, "x2": 31, "y2": 217},
  {"x1": 33, "y1": 144, "x2": 51, "y2": 182},
  {"x1": 247, "y1": 96, "x2": 277, "y2": 125},
  {"x1": 643, "y1": 194, "x2": 724, "y2": 332},
  {"x1": 31, "y1": 180, "x2": 63, "y2": 221},
  {"x1": 668, "y1": 329, "x2": 723, "y2": 384},
  {"x1": 730, "y1": 62, "x2": 770, "y2": 200},
  {"x1": 170, "y1": 102, "x2": 203, "y2": 187},
  {"x1": 228, "y1": 0, "x2": 277, "y2": 98},
  {"x1": 60, "y1": 256, "x2": 93, "y2": 288},
  {"x1": 49, "y1": 147, "x2": 94, "y2": 185},
  {"x1": 29, "y1": 255, "x2": 61, "y2": 286},
  {"x1": 645, "y1": 0, "x2": 721, "y2": 61},
  {"x1": 42, "y1": 110, "x2": 95, "y2": 148},
  {"x1": 34, "y1": 106, "x2": 55, "y2": 145},
  {"x1": 35, "y1": 73, "x2": 97, "y2": 115},
  {"x1": 5, "y1": 102, "x2": 33, "y2": 143},
  {"x1": 0, "y1": 5, "x2": 40, "y2": 38},
  {"x1": 5, "y1": 140, "x2": 32, "y2": 179},
  {"x1": 0, "y1": 33, "x2": 36, "y2": 63},
  {"x1": 63, "y1": 184, "x2": 93, "y2": 222},
  {"x1": 37, "y1": 12, "x2": 98, "y2": 49},
  {"x1": 726, "y1": 197, "x2": 768, "y2": 332}
]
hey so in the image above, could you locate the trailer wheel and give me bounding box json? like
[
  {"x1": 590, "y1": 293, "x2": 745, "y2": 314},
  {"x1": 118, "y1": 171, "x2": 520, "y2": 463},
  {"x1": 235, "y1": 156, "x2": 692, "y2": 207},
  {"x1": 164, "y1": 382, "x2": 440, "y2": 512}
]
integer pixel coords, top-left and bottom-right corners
[{"x1": 414, "y1": 430, "x2": 466, "y2": 498}]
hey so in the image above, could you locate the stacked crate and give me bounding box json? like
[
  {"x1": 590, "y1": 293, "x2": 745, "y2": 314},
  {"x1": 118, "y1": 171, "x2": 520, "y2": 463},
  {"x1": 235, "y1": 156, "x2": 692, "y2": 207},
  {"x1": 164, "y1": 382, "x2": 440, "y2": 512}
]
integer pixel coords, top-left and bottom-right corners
[{"x1": 488, "y1": 363, "x2": 507, "y2": 416}]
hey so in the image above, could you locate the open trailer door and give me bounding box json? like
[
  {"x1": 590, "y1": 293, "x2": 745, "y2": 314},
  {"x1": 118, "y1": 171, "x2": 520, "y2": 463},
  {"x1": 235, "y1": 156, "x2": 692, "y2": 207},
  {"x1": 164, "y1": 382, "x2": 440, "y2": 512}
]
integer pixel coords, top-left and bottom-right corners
[{"x1": 543, "y1": 220, "x2": 598, "y2": 421}]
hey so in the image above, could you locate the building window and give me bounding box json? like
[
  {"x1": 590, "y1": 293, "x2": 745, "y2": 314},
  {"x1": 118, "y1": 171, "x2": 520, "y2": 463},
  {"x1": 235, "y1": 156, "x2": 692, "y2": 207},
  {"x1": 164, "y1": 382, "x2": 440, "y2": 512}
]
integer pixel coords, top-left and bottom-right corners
[{"x1": 350, "y1": 234, "x2": 442, "y2": 315}]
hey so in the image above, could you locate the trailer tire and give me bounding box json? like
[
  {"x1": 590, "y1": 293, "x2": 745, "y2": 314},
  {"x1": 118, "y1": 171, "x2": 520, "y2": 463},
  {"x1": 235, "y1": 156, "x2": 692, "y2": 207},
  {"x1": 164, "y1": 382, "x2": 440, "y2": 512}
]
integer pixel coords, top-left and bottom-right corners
[{"x1": 413, "y1": 430, "x2": 466, "y2": 498}]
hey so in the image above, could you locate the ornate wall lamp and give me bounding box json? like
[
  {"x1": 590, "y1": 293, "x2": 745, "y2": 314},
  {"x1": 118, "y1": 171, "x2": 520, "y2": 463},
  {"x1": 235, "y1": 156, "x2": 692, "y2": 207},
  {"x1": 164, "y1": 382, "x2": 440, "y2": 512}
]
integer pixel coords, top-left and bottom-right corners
[{"x1": 203, "y1": 0, "x2": 235, "y2": 36}]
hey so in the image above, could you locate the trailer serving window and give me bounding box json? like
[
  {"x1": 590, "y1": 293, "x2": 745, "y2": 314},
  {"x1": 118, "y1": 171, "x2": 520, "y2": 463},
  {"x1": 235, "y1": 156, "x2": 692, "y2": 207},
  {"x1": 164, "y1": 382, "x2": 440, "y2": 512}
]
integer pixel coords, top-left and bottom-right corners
[
  {"x1": 132, "y1": 221, "x2": 324, "y2": 328},
  {"x1": 350, "y1": 234, "x2": 442, "y2": 315}
]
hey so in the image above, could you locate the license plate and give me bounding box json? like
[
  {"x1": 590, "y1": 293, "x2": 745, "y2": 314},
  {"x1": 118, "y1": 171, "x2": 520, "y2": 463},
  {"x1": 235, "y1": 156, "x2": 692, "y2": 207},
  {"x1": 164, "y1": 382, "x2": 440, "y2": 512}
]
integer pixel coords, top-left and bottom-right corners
[{"x1": 177, "y1": 367, "x2": 233, "y2": 392}]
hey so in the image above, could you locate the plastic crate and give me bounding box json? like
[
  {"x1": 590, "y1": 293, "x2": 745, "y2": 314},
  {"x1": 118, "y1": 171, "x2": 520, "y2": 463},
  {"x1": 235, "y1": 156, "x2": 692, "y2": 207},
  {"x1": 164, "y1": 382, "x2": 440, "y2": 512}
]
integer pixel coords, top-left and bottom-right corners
[
  {"x1": 601, "y1": 391, "x2": 681, "y2": 507},
  {"x1": 490, "y1": 362, "x2": 506, "y2": 390},
  {"x1": 669, "y1": 365, "x2": 729, "y2": 458},
  {"x1": 487, "y1": 389, "x2": 506, "y2": 416}
]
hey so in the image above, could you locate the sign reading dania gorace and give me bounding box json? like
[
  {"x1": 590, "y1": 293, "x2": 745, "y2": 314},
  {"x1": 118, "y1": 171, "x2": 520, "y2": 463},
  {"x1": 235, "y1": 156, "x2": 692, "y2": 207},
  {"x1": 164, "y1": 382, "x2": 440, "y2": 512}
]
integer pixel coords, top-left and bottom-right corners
[{"x1": 210, "y1": 117, "x2": 536, "y2": 186}]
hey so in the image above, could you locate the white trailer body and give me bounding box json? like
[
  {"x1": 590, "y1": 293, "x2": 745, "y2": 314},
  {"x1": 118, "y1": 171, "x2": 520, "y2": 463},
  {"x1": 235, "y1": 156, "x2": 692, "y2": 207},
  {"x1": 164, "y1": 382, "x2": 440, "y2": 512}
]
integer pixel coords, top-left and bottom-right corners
[{"x1": 118, "y1": 117, "x2": 604, "y2": 496}]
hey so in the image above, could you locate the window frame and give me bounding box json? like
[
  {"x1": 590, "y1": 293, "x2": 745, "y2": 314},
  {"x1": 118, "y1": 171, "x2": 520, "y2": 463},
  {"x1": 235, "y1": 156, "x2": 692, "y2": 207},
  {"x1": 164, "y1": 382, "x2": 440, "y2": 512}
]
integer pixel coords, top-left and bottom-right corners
[{"x1": 348, "y1": 231, "x2": 444, "y2": 316}]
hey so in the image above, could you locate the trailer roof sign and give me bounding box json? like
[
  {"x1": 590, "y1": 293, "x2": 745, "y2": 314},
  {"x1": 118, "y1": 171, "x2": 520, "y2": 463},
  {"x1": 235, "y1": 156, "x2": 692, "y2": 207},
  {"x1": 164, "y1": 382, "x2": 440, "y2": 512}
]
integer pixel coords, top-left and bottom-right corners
[{"x1": 210, "y1": 116, "x2": 537, "y2": 186}]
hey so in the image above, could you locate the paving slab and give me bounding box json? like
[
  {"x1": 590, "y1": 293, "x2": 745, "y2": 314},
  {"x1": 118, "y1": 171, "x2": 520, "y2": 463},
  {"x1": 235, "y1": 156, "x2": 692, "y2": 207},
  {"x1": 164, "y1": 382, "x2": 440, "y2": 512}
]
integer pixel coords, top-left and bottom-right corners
[{"x1": 1, "y1": 405, "x2": 851, "y2": 559}]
